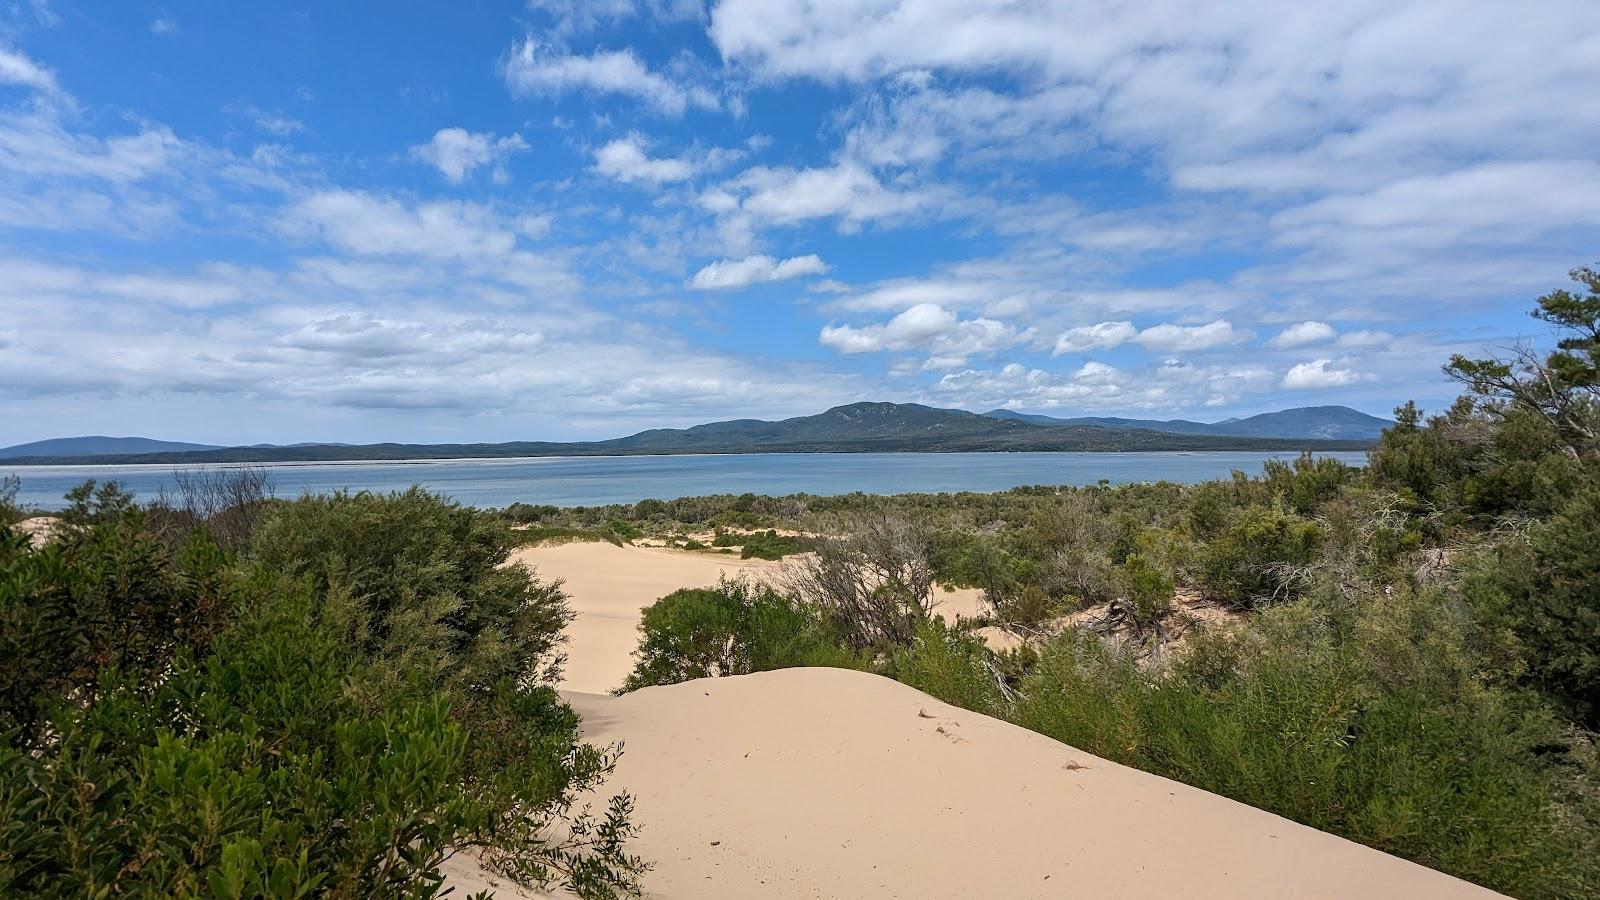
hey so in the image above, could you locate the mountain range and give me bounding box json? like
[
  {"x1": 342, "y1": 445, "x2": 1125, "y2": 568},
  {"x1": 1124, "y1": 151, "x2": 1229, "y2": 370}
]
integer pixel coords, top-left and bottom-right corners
[{"x1": 0, "y1": 404, "x2": 1389, "y2": 464}]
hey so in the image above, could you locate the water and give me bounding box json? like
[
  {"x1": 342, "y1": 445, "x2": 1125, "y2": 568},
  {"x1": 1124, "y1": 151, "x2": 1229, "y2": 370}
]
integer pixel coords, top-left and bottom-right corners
[{"x1": 5, "y1": 451, "x2": 1369, "y2": 511}]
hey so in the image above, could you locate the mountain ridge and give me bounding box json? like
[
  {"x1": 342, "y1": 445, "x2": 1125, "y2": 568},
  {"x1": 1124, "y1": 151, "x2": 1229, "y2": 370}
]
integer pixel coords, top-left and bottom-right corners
[{"x1": 2, "y1": 402, "x2": 1385, "y2": 464}]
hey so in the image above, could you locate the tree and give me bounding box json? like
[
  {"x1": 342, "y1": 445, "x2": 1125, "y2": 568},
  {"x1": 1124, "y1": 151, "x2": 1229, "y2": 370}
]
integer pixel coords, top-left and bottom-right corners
[{"x1": 1446, "y1": 264, "x2": 1600, "y2": 459}]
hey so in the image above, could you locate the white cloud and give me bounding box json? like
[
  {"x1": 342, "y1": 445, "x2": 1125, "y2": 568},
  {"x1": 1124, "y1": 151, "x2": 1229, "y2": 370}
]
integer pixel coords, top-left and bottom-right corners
[
  {"x1": 1052, "y1": 318, "x2": 1247, "y2": 354},
  {"x1": 1268, "y1": 320, "x2": 1336, "y2": 348},
  {"x1": 593, "y1": 134, "x2": 696, "y2": 184},
  {"x1": 708, "y1": 160, "x2": 948, "y2": 230},
  {"x1": 1053, "y1": 321, "x2": 1136, "y2": 354},
  {"x1": 690, "y1": 253, "x2": 828, "y2": 290},
  {"x1": 149, "y1": 15, "x2": 177, "y2": 35},
  {"x1": 410, "y1": 128, "x2": 529, "y2": 183},
  {"x1": 1134, "y1": 319, "x2": 1247, "y2": 352},
  {"x1": 279, "y1": 190, "x2": 524, "y2": 258},
  {"x1": 502, "y1": 40, "x2": 717, "y2": 115},
  {"x1": 820, "y1": 303, "x2": 1022, "y2": 367},
  {"x1": 931, "y1": 358, "x2": 1277, "y2": 413},
  {"x1": 0, "y1": 46, "x2": 58, "y2": 94},
  {"x1": 1282, "y1": 359, "x2": 1361, "y2": 390}
]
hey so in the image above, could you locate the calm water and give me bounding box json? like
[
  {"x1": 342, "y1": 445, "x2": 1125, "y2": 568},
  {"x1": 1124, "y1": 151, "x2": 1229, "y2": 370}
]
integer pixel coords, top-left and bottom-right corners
[{"x1": 6, "y1": 451, "x2": 1369, "y2": 511}]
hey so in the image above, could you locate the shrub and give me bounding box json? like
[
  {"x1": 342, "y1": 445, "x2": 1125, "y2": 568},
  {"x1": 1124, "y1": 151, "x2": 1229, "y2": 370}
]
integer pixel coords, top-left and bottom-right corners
[
  {"x1": 622, "y1": 578, "x2": 857, "y2": 691},
  {"x1": 1462, "y1": 482, "x2": 1600, "y2": 726},
  {"x1": 0, "y1": 475, "x2": 21, "y2": 524},
  {"x1": 784, "y1": 511, "x2": 936, "y2": 651},
  {"x1": 1008, "y1": 592, "x2": 1599, "y2": 898},
  {"x1": 0, "y1": 510, "x2": 230, "y2": 744},
  {"x1": 1195, "y1": 503, "x2": 1322, "y2": 606},
  {"x1": 248, "y1": 488, "x2": 572, "y2": 693},
  {"x1": 888, "y1": 619, "x2": 1005, "y2": 716},
  {"x1": 1, "y1": 489, "x2": 647, "y2": 898}
]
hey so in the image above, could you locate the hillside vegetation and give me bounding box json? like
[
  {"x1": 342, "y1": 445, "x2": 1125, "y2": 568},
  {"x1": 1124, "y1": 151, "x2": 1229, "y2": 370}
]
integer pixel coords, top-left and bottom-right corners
[
  {"x1": 606, "y1": 271, "x2": 1600, "y2": 898},
  {"x1": 2, "y1": 270, "x2": 1596, "y2": 898}
]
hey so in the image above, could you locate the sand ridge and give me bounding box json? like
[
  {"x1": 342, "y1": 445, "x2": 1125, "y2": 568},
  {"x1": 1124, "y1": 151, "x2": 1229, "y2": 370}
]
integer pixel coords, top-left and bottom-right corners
[
  {"x1": 446, "y1": 667, "x2": 1499, "y2": 898},
  {"x1": 450, "y1": 542, "x2": 1500, "y2": 898}
]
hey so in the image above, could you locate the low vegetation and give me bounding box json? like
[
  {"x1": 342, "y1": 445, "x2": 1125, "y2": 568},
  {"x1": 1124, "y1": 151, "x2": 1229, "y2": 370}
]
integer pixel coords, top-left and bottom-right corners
[
  {"x1": 615, "y1": 272, "x2": 1600, "y2": 898},
  {"x1": 1, "y1": 484, "x2": 645, "y2": 898},
  {"x1": 4, "y1": 268, "x2": 1596, "y2": 898}
]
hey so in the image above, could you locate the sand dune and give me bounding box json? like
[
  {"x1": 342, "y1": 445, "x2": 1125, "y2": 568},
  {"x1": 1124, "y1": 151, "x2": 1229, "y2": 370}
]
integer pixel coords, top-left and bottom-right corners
[
  {"x1": 514, "y1": 541, "x2": 984, "y2": 694},
  {"x1": 446, "y1": 667, "x2": 1498, "y2": 898}
]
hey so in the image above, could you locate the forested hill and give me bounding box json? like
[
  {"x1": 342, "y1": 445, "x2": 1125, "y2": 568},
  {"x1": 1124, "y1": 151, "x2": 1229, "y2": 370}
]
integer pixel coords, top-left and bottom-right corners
[{"x1": 3, "y1": 402, "x2": 1377, "y2": 464}]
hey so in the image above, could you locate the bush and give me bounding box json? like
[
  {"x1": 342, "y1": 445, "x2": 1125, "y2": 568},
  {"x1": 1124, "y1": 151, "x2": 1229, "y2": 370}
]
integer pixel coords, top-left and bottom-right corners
[
  {"x1": 248, "y1": 488, "x2": 572, "y2": 693},
  {"x1": 622, "y1": 578, "x2": 857, "y2": 691},
  {"x1": 0, "y1": 475, "x2": 21, "y2": 524},
  {"x1": 1, "y1": 489, "x2": 646, "y2": 898},
  {"x1": 1007, "y1": 592, "x2": 1599, "y2": 898},
  {"x1": 1463, "y1": 482, "x2": 1600, "y2": 726},
  {"x1": 783, "y1": 511, "x2": 937, "y2": 651},
  {"x1": 0, "y1": 509, "x2": 230, "y2": 744},
  {"x1": 1195, "y1": 503, "x2": 1322, "y2": 606},
  {"x1": 888, "y1": 619, "x2": 1005, "y2": 716}
]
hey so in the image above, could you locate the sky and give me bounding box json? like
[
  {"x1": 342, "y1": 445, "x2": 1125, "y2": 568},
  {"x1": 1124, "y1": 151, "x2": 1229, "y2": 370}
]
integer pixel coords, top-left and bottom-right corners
[{"x1": 2, "y1": 1, "x2": 1598, "y2": 445}]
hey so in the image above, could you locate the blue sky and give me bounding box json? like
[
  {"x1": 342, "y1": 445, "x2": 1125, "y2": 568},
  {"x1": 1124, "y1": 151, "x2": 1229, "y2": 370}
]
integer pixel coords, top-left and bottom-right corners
[{"x1": 2, "y1": 1, "x2": 1598, "y2": 444}]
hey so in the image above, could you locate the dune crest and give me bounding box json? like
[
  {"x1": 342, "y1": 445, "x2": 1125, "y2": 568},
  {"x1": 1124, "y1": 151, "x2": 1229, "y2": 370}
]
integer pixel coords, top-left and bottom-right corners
[
  {"x1": 514, "y1": 541, "x2": 984, "y2": 694},
  {"x1": 446, "y1": 667, "x2": 1499, "y2": 898}
]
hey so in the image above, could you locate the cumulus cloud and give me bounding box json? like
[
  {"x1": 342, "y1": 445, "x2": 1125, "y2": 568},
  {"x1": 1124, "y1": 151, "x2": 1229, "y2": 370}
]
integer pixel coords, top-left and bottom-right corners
[
  {"x1": 819, "y1": 303, "x2": 1022, "y2": 367},
  {"x1": 1134, "y1": 319, "x2": 1248, "y2": 353},
  {"x1": 1268, "y1": 321, "x2": 1336, "y2": 348},
  {"x1": 1053, "y1": 321, "x2": 1136, "y2": 354},
  {"x1": 690, "y1": 253, "x2": 828, "y2": 290},
  {"x1": 502, "y1": 40, "x2": 717, "y2": 115},
  {"x1": 593, "y1": 134, "x2": 696, "y2": 184},
  {"x1": 704, "y1": 160, "x2": 947, "y2": 230},
  {"x1": 410, "y1": 128, "x2": 529, "y2": 183},
  {"x1": 1282, "y1": 359, "x2": 1361, "y2": 390},
  {"x1": 931, "y1": 358, "x2": 1277, "y2": 413},
  {"x1": 1052, "y1": 319, "x2": 1247, "y2": 354}
]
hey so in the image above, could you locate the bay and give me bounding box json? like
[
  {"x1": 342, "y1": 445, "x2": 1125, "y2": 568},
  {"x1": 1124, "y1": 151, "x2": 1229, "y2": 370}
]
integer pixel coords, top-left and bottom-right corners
[{"x1": 6, "y1": 450, "x2": 1369, "y2": 511}]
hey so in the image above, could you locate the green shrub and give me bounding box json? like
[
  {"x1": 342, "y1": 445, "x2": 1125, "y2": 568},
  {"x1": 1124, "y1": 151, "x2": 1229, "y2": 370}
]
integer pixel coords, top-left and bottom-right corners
[
  {"x1": 622, "y1": 578, "x2": 858, "y2": 691},
  {"x1": 737, "y1": 530, "x2": 810, "y2": 560},
  {"x1": 1, "y1": 511, "x2": 230, "y2": 744},
  {"x1": 248, "y1": 488, "x2": 572, "y2": 693},
  {"x1": 1195, "y1": 503, "x2": 1322, "y2": 606},
  {"x1": 1008, "y1": 593, "x2": 1598, "y2": 898},
  {"x1": 888, "y1": 619, "x2": 1004, "y2": 716},
  {"x1": 1463, "y1": 481, "x2": 1600, "y2": 726},
  {"x1": 1, "y1": 490, "x2": 647, "y2": 898}
]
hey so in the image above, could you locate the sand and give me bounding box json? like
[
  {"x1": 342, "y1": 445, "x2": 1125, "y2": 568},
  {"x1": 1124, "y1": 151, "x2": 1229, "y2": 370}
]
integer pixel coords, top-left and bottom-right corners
[
  {"x1": 459, "y1": 541, "x2": 1496, "y2": 898},
  {"x1": 444, "y1": 667, "x2": 1498, "y2": 899},
  {"x1": 514, "y1": 541, "x2": 985, "y2": 694}
]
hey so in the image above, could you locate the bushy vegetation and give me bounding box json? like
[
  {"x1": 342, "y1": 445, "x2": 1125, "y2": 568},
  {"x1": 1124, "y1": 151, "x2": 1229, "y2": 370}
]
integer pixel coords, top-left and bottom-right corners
[
  {"x1": 622, "y1": 578, "x2": 859, "y2": 691},
  {"x1": 1, "y1": 484, "x2": 644, "y2": 898},
  {"x1": 609, "y1": 270, "x2": 1600, "y2": 897},
  {"x1": 8, "y1": 268, "x2": 1598, "y2": 897},
  {"x1": 0, "y1": 474, "x2": 22, "y2": 524}
]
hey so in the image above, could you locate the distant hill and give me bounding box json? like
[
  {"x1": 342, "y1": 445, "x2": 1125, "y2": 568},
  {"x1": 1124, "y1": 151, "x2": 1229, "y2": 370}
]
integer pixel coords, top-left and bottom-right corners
[
  {"x1": 984, "y1": 405, "x2": 1392, "y2": 442},
  {"x1": 0, "y1": 436, "x2": 222, "y2": 460},
  {"x1": 2, "y1": 402, "x2": 1381, "y2": 465}
]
